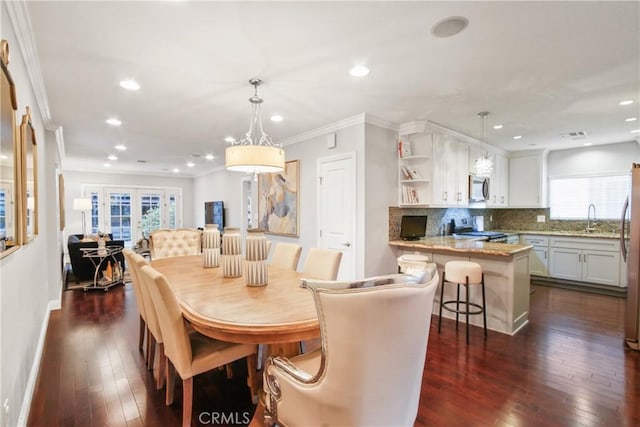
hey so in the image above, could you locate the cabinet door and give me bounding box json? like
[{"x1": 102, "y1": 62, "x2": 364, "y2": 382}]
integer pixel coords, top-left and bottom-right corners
[
  {"x1": 549, "y1": 247, "x2": 582, "y2": 281},
  {"x1": 455, "y1": 141, "x2": 469, "y2": 206},
  {"x1": 509, "y1": 156, "x2": 542, "y2": 207},
  {"x1": 530, "y1": 246, "x2": 549, "y2": 276},
  {"x1": 498, "y1": 154, "x2": 509, "y2": 206},
  {"x1": 431, "y1": 133, "x2": 450, "y2": 206},
  {"x1": 582, "y1": 250, "x2": 620, "y2": 286}
]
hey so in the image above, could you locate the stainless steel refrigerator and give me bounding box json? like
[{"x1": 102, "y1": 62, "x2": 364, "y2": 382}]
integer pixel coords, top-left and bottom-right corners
[{"x1": 623, "y1": 163, "x2": 640, "y2": 349}]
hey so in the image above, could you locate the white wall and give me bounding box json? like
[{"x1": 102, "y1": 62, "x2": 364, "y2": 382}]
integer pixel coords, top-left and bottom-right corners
[
  {"x1": 547, "y1": 141, "x2": 640, "y2": 176},
  {"x1": 193, "y1": 167, "x2": 244, "y2": 228},
  {"x1": 364, "y1": 123, "x2": 398, "y2": 276},
  {"x1": 62, "y1": 170, "x2": 195, "y2": 242},
  {"x1": 0, "y1": 3, "x2": 62, "y2": 425}
]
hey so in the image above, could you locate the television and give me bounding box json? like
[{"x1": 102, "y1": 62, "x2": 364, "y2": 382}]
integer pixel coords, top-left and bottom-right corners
[
  {"x1": 204, "y1": 201, "x2": 224, "y2": 231},
  {"x1": 400, "y1": 215, "x2": 427, "y2": 241}
]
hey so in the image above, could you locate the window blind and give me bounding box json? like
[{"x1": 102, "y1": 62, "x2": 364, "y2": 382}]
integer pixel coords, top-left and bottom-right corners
[{"x1": 549, "y1": 174, "x2": 630, "y2": 219}]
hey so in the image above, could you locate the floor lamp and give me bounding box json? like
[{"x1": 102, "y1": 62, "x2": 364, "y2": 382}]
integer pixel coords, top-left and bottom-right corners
[{"x1": 73, "y1": 198, "x2": 92, "y2": 239}]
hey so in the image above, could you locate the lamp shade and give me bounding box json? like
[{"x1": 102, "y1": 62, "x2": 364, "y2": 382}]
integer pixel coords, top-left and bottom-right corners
[
  {"x1": 225, "y1": 145, "x2": 285, "y2": 174},
  {"x1": 73, "y1": 198, "x2": 92, "y2": 211}
]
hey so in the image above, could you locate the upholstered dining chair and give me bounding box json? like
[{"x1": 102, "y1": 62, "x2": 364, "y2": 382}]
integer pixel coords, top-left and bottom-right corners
[
  {"x1": 122, "y1": 249, "x2": 149, "y2": 359},
  {"x1": 129, "y1": 252, "x2": 167, "y2": 390},
  {"x1": 140, "y1": 264, "x2": 258, "y2": 427},
  {"x1": 149, "y1": 228, "x2": 203, "y2": 260},
  {"x1": 263, "y1": 267, "x2": 439, "y2": 427},
  {"x1": 301, "y1": 248, "x2": 343, "y2": 280},
  {"x1": 270, "y1": 242, "x2": 302, "y2": 270}
]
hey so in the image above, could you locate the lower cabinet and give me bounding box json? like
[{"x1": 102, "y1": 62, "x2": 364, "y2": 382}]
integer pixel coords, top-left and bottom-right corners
[
  {"x1": 521, "y1": 235, "x2": 549, "y2": 276},
  {"x1": 548, "y1": 237, "x2": 621, "y2": 287}
]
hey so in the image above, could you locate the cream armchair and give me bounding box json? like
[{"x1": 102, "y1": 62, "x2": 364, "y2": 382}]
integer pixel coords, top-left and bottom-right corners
[
  {"x1": 263, "y1": 267, "x2": 439, "y2": 426},
  {"x1": 149, "y1": 228, "x2": 202, "y2": 259}
]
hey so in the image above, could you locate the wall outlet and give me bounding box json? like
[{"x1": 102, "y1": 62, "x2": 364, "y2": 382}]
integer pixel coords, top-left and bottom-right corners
[
  {"x1": 537, "y1": 215, "x2": 546, "y2": 223},
  {"x1": 3, "y1": 398, "x2": 9, "y2": 427}
]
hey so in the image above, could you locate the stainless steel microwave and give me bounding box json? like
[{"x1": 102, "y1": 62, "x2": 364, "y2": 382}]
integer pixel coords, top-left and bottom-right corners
[{"x1": 469, "y1": 175, "x2": 490, "y2": 202}]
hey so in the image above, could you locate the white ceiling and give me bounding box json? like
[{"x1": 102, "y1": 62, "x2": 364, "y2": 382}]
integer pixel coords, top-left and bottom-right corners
[{"x1": 24, "y1": 1, "x2": 640, "y2": 177}]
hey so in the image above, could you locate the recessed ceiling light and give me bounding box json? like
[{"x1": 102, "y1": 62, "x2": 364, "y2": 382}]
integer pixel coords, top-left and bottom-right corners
[
  {"x1": 172, "y1": 168, "x2": 180, "y2": 173},
  {"x1": 205, "y1": 154, "x2": 214, "y2": 160},
  {"x1": 186, "y1": 162, "x2": 195, "y2": 167},
  {"x1": 0, "y1": 154, "x2": 7, "y2": 160},
  {"x1": 107, "y1": 154, "x2": 118, "y2": 161},
  {"x1": 103, "y1": 163, "x2": 111, "y2": 167},
  {"x1": 625, "y1": 117, "x2": 638, "y2": 122},
  {"x1": 114, "y1": 144, "x2": 127, "y2": 151},
  {"x1": 493, "y1": 125, "x2": 503, "y2": 130},
  {"x1": 513, "y1": 135, "x2": 522, "y2": 140},
  {"x1": 431, "y1": 16, "x2": 469, "y2": 38},
  {"x1": 270, "y1": 115, "x2": 283, "y2": 122},
  {"x1": 584, "y1": 142, "x2": 593, "y2": 146},
  {"x1": 527, "y1": 143, "x2": 537, "y2": 147},
  {"x1": 619, "y1": 99, "x2": 634, "y2": 106},
  {"x1": 119, "y1": 79, "x2": 140, "y2": 91},
  {"x1": 349, "y1": 65, "x2": 370, "y2": 77},
  {"x1": 106, "y1": 118, "x2": 122, "y2": 126},
  {"x1": 224, "y1": 136, "x2": 235, "y2": 143},
  {"x1": 631, "y1": 129, "x2": 640, "y2": 134}
]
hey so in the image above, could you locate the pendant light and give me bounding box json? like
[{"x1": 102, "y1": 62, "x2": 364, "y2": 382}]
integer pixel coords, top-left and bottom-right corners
[
  {"x1": 473, "y1": 111, "x2": 494, "y2": 178},
  {"x1": 225, "y1": 79, "x2": 285, "y2": 174}
]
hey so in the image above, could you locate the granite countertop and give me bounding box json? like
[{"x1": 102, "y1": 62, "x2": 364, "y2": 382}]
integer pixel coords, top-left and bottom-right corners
[
  {"x1": 389, "y1": 236, "x2": 532, "y2": 257},
  {"x1": 499, "y1": 230, "x2": 620, "y2": 239}
]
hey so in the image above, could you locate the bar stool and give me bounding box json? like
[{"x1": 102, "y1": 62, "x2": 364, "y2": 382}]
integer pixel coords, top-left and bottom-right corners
[
  {"x1": 438, "y1": 260, "x2": 487, "y2": 344},
  {"x1": 397, "y1": 254, "x2": 429, "y2": 274}
]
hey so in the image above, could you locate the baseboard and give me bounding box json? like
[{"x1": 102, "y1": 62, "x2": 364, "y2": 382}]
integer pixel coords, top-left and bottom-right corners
[
  {"x1": 17, "y1": 299, "x2": 58, "y2": 426},
  {"x1": 532, "y1": 276, "x2": 627, "y2": 297}
]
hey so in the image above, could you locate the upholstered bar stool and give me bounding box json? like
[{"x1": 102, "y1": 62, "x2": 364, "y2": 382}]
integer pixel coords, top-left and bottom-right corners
[
  {"x1": 438, "y1": 260, "x2": 487, "y2": 344},
  {"x1": 397, "y1": 254, "x2": 430, "y2": 274}
]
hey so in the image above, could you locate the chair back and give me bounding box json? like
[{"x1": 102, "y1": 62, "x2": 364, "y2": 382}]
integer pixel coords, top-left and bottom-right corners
[
  {"x1": 302, "y1": 248, "x2": 342, "y2": 280},
  {"x1": 292, "y1": 270, "x2": 438, "y2": 425},
  {"x1": 129, "y1": 252, "x2": 163, "y2": 343},
  {"x1": 149, "y1": 228, "x2": 203, "y2": 259},
  {"x1": 123, "y1": 249, "x2": 147, "y2": 321},
  {"x1": 140, "y1": 264, "x2": 193, "y2": 378},
  {"x1": 270, "y1": 243, "x2": 302, "y2": 270}
]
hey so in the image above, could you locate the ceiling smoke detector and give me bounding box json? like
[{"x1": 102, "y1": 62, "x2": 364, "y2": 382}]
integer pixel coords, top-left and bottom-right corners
[{"x1": 561, "y1": 131, "x2": 588, "y2": 139}]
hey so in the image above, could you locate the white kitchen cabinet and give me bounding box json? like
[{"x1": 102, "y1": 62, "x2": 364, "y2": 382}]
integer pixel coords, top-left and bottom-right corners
[
  {"x1": 487, "y1": 153, "x2": 509, "y2": 207},
  {"x1": 548, "y1": 237, "x2": 621, "y2": 286},
  {"x1": 521, "y1": 235, "x2": 549, "y2": 276},
  {"x1": 509, "y1": 155, "x2": 544, "y2": 207},
  {"x1": 398, "y1": 130, "x2": 432, "y2": 206},
  {"x1": 432, "y1": 132, "x2": 468, "y2": 207}
]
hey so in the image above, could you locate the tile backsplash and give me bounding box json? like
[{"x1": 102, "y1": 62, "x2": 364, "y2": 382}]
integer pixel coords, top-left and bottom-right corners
[{"x1": 389, "y1": 206, "x2": 622, "y2": 240}]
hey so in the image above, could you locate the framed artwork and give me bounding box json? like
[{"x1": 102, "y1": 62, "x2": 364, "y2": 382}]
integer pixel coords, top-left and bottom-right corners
[{"x1": 258, "y1": 160, "x2": 299, "y2": 237}]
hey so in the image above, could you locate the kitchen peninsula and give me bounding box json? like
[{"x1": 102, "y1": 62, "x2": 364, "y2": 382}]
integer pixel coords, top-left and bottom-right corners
[{"x1": 390, "y1": 236, "x2": 533, "y2": 335}]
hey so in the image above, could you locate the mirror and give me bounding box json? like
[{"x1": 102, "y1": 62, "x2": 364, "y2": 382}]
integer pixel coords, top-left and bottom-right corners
[
  {"x1": 0, "y1": 40, "x2": 19, "y2": 256},
  {"x1": 21, "y1": 106, "x2": 38, "y2": 242}
]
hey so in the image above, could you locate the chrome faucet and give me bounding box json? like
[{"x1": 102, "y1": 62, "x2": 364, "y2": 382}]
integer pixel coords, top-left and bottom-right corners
[{"x1": 586, "y1": 203, "x2": 597, "y2": 232}]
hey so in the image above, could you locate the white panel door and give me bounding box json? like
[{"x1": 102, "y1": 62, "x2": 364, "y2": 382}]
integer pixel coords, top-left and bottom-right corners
[
  {"x1": 549, "y1": 247, "x2": 582, "y2": 281},
  {"x1": 529, "y1": 246, "x2": 549, "y2": 276},
  {"x1": 318, "y1": 153, "x2": 355, "y2": 280},
  {"x1": 582, "y1": 250, "x2": 620, "y2": 286}
]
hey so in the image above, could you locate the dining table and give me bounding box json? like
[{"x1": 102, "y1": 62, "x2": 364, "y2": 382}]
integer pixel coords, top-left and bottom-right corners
[{"x1": 150, "y1": 254, "x2": 321, "y2": 425}]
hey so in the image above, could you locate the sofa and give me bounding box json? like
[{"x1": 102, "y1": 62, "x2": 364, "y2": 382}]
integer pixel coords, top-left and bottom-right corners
[{"x1": 67, "y1": 234, "x2": 126, "y2": 283}]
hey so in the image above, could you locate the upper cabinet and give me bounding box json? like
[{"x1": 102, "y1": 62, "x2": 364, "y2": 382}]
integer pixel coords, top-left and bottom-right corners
[
  {"x1": 432, "y1": 132, "x2": 468, "y2": 207},
  {"x1": 487, "y1": 153, "x2": 509, "y2": 207},
  {"x1": 509, "y1": 154, "x2": 546, "y2": 207}
]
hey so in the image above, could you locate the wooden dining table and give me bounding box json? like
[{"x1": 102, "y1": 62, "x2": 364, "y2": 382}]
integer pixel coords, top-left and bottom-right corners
[{"x1": 151, "y1": 255, "x2": 321, "y2": 347}]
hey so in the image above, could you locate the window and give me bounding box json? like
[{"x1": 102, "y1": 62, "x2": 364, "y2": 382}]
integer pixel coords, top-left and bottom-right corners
[
  {"x1": 90, "y1": 192, "x2": 99, "y2": 233},
  {"x1": 549, "y1": 174, "x2": 630, "y2": 219}
]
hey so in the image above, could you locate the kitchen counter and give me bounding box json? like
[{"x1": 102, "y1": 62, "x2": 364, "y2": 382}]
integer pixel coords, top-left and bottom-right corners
[
  {"x1": 389, "y1": 236, "x2": 533, "y2": 257},
  {"x1": 500, "y1": 230, "x2": 619, "y2": 239}
]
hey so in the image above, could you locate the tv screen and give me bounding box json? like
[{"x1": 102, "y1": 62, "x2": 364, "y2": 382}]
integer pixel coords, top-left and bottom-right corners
[
  {"x1": 204, "y1": 201, "x2": 224, "y2": 230},
  {"x1": 400, "y1": 215, "x2": 427, "y2": 240}
]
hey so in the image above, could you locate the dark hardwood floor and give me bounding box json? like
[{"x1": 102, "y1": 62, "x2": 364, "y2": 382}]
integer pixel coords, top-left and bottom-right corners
[{"x1": 28, "y1": 283, "x2": 640, "y2": 426}]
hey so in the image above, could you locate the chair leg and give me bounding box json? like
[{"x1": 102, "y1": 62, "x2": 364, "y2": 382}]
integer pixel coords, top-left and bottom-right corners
[
  {"x1": 465, "y1": 277, "x2": 470, "y2": 345},
  {"x1": 438, "y1": 271, "x2": 446, "y2": 333},
  {"x1": 182, "y1": 377, "x2": 193, "y2": 427},
  {"x1": 138, "y1": 317, "x2": 145, "y2": 351},
  {"x1": 166, "y1": 361, "x2": 176, "y2": 406},
  {"x1": 481, "y1": 273, "x2": 488, "y2": 337},
  {"x1": 148, "y1": 335, "x2": 156, "y2": 371},
  {"x1": 456, "y1": 283, "x2": 460, "y2": 330},
  {"x1": 246, "y1": 353, "x2": 259, "y2": 404},
  {"x1": 156, "y1": 343, "x2": 166, "y2": 390},
  {"x1": 225, "y1": 364, "x2": 234, "y2": 379}
]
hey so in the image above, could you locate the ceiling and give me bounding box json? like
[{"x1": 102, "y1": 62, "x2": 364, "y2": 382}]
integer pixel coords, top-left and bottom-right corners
[{"x1": 24, "y1": 1, "x2": 640, "y2": 177}]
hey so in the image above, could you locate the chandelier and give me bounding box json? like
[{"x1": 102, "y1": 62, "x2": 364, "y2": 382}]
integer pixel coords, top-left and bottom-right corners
[
  {"x1": 225, "y1": 78, "x2": 285, "y2": 174},
  {"x1": 473, "y1": 111, "x2": 494, "y2": 178}
]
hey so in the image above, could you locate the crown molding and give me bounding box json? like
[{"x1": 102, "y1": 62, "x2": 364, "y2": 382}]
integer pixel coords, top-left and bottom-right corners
[{"x1": 5, "y1": 1, "x2": 57, "y2": 131}]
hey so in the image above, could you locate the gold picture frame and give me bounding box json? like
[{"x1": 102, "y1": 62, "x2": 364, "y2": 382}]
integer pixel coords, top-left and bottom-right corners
[
  {"x1": 20, "y1": 106, "x2": 38, "y2": 242},
  {"x1": 258, "y1": 160, "x2": 299, "y2": 237}
]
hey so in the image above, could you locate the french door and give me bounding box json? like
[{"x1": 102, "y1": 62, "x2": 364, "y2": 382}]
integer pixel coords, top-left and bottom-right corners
[{"x1": 84, "y1": 185, "x2": 181, "y2": 247}]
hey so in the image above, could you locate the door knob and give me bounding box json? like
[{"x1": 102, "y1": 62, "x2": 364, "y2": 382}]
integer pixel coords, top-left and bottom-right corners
[{"x1": 342, "y1": 241, "x2": 351, "y2": 247}]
